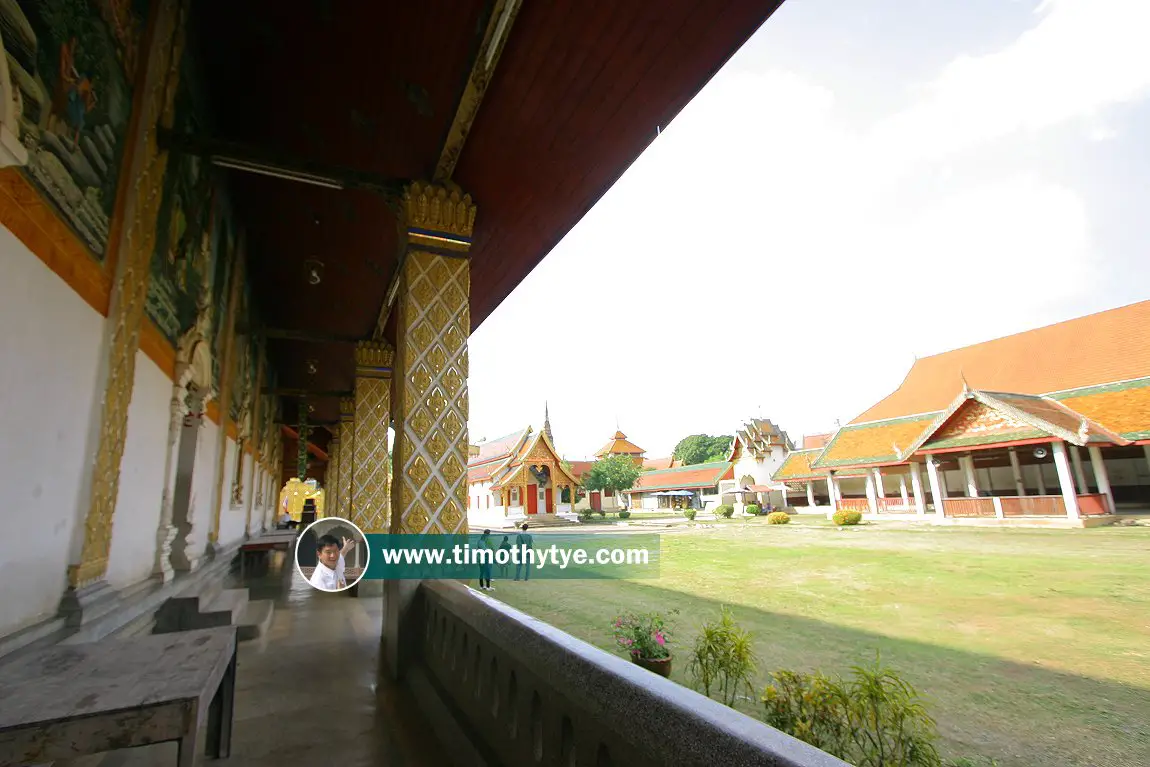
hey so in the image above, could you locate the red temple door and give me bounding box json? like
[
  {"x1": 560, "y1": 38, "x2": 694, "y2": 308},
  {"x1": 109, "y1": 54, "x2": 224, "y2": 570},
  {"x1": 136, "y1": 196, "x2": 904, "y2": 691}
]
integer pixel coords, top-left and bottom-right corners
[
  {"x1": 545, "y1": 487, "x2": 554, "y2": 514},
  {"x1": 527, "y1": 485, "x2": 538, "y2": 514},
  {"x1": 590, "y1": 491, "x2": 601, "y2": 511}
]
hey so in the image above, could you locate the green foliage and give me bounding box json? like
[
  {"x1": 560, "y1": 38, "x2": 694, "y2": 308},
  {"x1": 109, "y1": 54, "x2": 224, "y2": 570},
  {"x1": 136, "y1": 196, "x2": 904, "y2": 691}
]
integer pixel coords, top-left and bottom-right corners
[
  {"x1": 612, "y1": 610, "x2": 677, "y2": 660},
  {"x1": 715, "y1": 504, "x2": 734, "y2": 518},
  {"x1": 760, "y1": 655, "x2": 942, "y2": 767},
  {"x1": 745, "y1": 504, "x2": 761, "y2": 516},
  {"x1": 767, "y1": 511, "x2": 791, "y2": 525},
  {"x1": 947, "y1": 759, "x2": 1000, "y2": 767},
  {"x1": 833, "y1": 510, "x2": 863, "y2": 526},
  {"x1": 584, "y1": 454, "x2": 642, "y2": 495},
  {"x1": 578, "y1": 509, "x2": 594, "y2": 522},
  {"x1": 687, "y1": 605, "x2": 758, "y2": 707},
  {"x1": 683, "y1": 508, "x2": 697, "y2": 521},
  {"x1": 617, "y1": 509, "x2": 631, "y2": 520},
  {"x1": 673, "y1": 434, "x2": 735, "y2": 465}
]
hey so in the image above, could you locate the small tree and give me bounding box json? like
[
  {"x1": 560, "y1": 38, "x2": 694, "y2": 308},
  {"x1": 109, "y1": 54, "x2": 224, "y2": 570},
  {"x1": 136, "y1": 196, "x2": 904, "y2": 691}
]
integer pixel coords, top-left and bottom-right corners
[
  {"x1": 584, "y1": 453, "x2": 642, "y2": 502},
  {"x1": 687, "y1": 605, "x2": 758, "y2": 707}
]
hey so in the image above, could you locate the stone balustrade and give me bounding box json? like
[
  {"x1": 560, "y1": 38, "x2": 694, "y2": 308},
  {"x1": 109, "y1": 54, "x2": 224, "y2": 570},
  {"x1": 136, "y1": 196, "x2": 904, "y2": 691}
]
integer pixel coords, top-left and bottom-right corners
[{"x1": 416, "y1": 579, "x2": 848, "y2": 766}]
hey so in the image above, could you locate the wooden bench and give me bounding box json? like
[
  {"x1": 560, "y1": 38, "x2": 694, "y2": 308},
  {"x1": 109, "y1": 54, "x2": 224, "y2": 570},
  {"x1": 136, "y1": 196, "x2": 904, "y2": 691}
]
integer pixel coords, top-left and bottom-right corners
[{"x1": 0, "y1": 626, "x2": 237, "y2": 767}]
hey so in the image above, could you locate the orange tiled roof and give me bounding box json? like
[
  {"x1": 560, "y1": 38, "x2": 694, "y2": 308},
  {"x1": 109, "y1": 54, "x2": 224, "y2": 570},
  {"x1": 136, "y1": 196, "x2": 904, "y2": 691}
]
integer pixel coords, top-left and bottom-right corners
[
  {"x1": 642, "y1": 456, "x2": 679, "y2": 470},
  {"x1": 626, "y1": 461, "x2": 734, "y2": 493},
  {"x1": 771, "y1": 449, "x2": 827, "y2": 482},
  {"x1": 853, "y1": 300, "x2": 1150, "y2": 424},
  {"x1": 490, "y1": 430, "x2": 579, "y2": 489},
  {"x1": 812, "y1": 414, "x2": 938, "y2": 469},
  {"x1": 802, "y1": 433, "x2": 832, "y2": 449},
  {"x1": 1051, "y1": 377, "x2": 1150, "y2": 441},
  {"x1": 567, "y1": 460, "x2": 595, "y2": 479},
  {"x1": 594, "y1": 430, "x2": 645, "y2": 457},
  {"x1": 468, "y1": 428, "x2": 530, "y2": 483}
]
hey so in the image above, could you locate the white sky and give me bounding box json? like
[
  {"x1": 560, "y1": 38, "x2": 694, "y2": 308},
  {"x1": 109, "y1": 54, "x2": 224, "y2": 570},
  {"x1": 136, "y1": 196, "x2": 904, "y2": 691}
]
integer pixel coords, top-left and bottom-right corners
[{"x1": 468, "y1": 0, "x2": 1150, "y2": 460}]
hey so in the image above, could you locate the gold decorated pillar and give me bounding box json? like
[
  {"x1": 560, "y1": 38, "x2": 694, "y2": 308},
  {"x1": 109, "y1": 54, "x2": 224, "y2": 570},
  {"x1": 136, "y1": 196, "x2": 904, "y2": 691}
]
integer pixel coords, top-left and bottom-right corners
[
  {"x1": 336, "y1": 396, "x2": 355, "y2": 517},
  {"x1": 63, "y1": 0, "x2": 188, "y2": 607},
  {"x1": 326, "y1": 428, "x2": 341, "y2": 516},
  {"x1": 349, "y1": 341, "x2": 394, "y2": 532},
  {"x1": 389, "y1": 182, "x2": 475, "y2": 536}
]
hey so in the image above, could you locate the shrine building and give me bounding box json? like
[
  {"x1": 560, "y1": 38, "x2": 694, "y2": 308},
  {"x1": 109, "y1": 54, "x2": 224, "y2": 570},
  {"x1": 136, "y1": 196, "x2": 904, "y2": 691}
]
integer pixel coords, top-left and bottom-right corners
[
  {"x1": 466, "y1": 412, "x2": 581, "y2": 529},
  {"x1": 772, "y1": 300, "x2": 1150, "y2": 524},
  {"x1": 0, "y1": 1, "x2": 827, "y2": 764}
]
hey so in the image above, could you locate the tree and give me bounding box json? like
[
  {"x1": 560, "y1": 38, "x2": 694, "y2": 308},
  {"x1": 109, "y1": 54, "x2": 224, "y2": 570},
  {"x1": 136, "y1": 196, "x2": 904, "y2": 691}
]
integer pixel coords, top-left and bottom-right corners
[
  {"x1": 673, "y1": 434, "x2": 735, "y2": 465},
  {"x1": 584, "y1": 453, "x2": 642, "y2": 499}
]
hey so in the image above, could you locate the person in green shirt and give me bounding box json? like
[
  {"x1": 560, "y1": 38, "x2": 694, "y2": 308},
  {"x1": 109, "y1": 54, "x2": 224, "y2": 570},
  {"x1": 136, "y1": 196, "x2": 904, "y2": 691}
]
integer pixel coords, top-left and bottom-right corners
[{"x1": 514, "y1": 523, "x2": 534, "y2": 581}]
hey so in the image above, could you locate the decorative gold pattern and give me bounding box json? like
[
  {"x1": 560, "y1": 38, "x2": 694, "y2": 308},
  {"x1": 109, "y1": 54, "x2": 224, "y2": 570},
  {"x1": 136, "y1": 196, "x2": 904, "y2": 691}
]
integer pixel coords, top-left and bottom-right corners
[
  {"x1": 327, "y1": 431, "x2": 341, "y2": 516},
  {"x1": 392, "y1": 249, "x2": 471, "y2": 535},
  {"x1": 354, "y1": 340, "x2": 395, "y2": 370},
  {"x1": 336, "y1": 396, "x2": 355, "y2": 515},
  {"x1": 210, "y1": 236, "x2": 246, "y2": 543},
  {"x1": 243, "y1": 353, "x2": 266, "y2": 533},
  {"x1": 70, "y1": 0, "x2": 188, "y2": 588},
  {"x1": 434, "y1": 0, "x2": 522, "y2": 182},
  {"x1": 350, "y1": 375, "x2": 391, "y2": 533},
  {"x1": 403, "y1": 182, "x2": 476, "y2": 244}
]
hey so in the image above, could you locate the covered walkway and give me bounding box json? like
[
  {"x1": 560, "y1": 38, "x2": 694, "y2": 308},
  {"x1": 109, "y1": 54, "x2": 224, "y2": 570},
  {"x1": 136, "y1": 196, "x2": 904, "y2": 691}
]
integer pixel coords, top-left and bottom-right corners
[{"x1": 96, "y1": 554, "x2": 446, "y2": 766}]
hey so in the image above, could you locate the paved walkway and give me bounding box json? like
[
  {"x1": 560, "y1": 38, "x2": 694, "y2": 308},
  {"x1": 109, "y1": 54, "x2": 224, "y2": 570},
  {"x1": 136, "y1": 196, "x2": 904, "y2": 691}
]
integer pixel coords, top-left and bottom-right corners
[{"x1": 100, "y1": 552, "x2": 445, "y2": 766}]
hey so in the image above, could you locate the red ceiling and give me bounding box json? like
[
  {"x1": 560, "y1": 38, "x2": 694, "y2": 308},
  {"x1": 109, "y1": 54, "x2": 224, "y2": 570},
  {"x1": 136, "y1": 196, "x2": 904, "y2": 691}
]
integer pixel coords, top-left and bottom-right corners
[{"x1": 192, "y1": 0, "x2": 785, "y2": 435}]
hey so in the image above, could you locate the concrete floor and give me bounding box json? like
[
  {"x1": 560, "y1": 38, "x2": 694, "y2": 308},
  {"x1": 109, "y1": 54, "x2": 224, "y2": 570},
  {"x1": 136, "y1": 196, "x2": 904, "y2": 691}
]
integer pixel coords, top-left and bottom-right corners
[{"x1": 101, "y1": 552, "x2": 446, "y2": 766}]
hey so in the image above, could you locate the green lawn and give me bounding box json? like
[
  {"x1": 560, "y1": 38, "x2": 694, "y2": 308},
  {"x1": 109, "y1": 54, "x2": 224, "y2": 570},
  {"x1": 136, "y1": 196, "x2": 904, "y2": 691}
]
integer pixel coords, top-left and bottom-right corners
[{"x1": 486, "y1": 518, "x2": 1150, "y2": 767}]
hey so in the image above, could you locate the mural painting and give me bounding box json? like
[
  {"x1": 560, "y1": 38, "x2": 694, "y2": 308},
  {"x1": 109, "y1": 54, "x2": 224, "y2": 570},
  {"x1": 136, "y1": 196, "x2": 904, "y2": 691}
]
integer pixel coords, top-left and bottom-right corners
[{"x1": 0, "y1": 0, "x2": 148, "y2": 259}]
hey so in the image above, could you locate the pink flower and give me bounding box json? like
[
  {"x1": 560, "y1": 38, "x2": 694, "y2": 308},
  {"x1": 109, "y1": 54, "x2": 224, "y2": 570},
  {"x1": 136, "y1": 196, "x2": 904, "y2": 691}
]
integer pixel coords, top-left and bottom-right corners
[
  {"x1": 655, "y1": 631, "x2": 666, "y2": 646},
  {"x1": 622, "y1": 638, "x2": 633, "y2": 646}
]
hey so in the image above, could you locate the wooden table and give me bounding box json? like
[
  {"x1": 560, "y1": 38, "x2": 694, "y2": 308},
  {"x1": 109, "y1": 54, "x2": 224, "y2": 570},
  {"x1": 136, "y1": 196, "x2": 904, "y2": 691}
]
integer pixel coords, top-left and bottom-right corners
[
  {"x1": 0, "y1": 627, "x2": 237, "y2": 766},
  {"x1": 239, "y1": 530, "x2": 298, "y2": 579}
]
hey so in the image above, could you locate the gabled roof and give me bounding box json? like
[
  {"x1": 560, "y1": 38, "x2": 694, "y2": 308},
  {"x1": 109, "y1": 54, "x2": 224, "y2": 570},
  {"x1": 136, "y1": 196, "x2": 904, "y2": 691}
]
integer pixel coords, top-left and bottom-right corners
[
  {"x1": 642, "y1": 456, "x2": 680, "y2": 470},
  {"x1": 802, "y1": 433, "x2": 833, "y2": 450},
  {"x1": 811, "y1": 413, "x2": 938, "y2": 470},
  {"x1": 625, "y1": 461, "x2": 734, "y2": 493},
  {"x1": 595, "y1": 430, "x2": 645, "y2": 457},
  {"x1": 1052, "y1": 377, "x2": 1150, "y2": 442},
  {"x1": 910, "y1": 389, "x2": 1129, "y2": 454},
  {"x1": 853, "y1": 300, "x2": 1150, "y2": 424},
  {"x1": 491, "y1": 429, "x2": 580, "y2": 489},
  {"x1": 727, "y1": 417, "x2": 793, "y2": 461},
  {"x1": 567, "y1": 460, "x2": 595, "y2": 479},
  {"x1": 771, "y1": 449, "x2": 827, "y2": 483},
  {"x1": 468, "y1": 428, "x2": 532, "y2": 483}
]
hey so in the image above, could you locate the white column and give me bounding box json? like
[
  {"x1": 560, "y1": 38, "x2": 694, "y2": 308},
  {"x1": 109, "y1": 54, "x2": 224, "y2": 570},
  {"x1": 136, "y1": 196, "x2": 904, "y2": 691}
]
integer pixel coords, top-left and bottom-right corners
[
  {"x1": 1070, "y1": 446, "x2": 1089, "y2": 494},
  {"x1": 1034, "y1": 463, "x2": 1047, "y2": 494},
  {"x1": 864, "y1": 472, "x2": 878, "y2": 514},
  {"x1": 992, "y1": 497, "x2": 1004, "y2": 519},
  {"x1": 780, "y1": 485, "x2": 788, "y2": 507},
  {"x1": 898, "y1": 476, "x2": 909, "y2": 506},
  {"x1": 960, "y1": 454, "x2": 979, "y2": 497},
  {"x1": 1051, "y1": 441, "x2": 1081, "y2": 520},
  {"x1": 1088, "y1": 446, "x2": 1115, "y2": 514},
  {"x1": 872, "y1": 468, "x2": 885, "y2": 498},
  {"x1": 909, "y1": 463, "x2": 926, "y2": 515},
  {"x1": 826, "y1": 476, "x2": 837, "y2": 512},
  {"x1": 806, "y1": 482, "x2": 816, "y2": 508},
  {"x1": 1008, "y1": 448, "x2": 1026, "y2": 496},
  {"x1": 925, "y1": 458, "x2": 945, "y2": 518}
]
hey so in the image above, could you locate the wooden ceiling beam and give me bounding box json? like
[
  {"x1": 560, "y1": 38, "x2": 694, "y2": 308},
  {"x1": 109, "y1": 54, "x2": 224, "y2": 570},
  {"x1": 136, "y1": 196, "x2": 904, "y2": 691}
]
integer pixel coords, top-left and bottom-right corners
[
  {"x1": 434, "y1": 0, "x2": 524, "y2": 181},
  {"x1": 262, "y1": 388, "x2": 354, "y2": 397},
  {"x1": 156, "y1": 127, "x2": 407, "y2": 207},
  {"x1": 261, "y1": 328, "x2": 362, "y2": 344}
]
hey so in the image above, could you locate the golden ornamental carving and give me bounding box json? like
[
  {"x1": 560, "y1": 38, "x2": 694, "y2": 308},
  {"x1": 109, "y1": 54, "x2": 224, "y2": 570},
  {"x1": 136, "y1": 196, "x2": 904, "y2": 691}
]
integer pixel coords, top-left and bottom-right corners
[
  {"x1": 350, "y1": 376, "x2": 391, "y2": 533},
  {"x1": 392, "y1": 250, "x2": 470, "y2": 536},
  {"x1": 340, "y1": 396, "x2": 356, "y2": 419},
  {"x1": 70, "y1": 0, "x2": 188, "y2": 588},
  {"x1": 354, "y1": 340, "x2": 395, "y2": 371},
  {"x1": 403, "y1": 182, "x2": 476, "y2": 239}
]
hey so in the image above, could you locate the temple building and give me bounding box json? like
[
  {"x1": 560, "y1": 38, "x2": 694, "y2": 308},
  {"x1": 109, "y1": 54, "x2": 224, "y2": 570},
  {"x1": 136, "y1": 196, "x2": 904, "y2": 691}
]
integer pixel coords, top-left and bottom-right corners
[
  {"x1": 772, "y1": 300, "x2": 1150, "y2": 523},
  {"x1": 0, "y1": 0, "x2": 846, "y2": 764},
  {"x1": 466, "y1": 417, "x2": 581, "y2": 529},
  {"x1": 726, "y1": 417, "x2": 794, "y2": 507}
]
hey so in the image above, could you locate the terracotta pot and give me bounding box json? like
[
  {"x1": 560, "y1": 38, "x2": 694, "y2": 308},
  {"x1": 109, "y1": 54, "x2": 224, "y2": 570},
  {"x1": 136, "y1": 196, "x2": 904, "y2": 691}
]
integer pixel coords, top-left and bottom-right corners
[{"x1": 631, "y1": 652, "x2": 672, "y2": 677}]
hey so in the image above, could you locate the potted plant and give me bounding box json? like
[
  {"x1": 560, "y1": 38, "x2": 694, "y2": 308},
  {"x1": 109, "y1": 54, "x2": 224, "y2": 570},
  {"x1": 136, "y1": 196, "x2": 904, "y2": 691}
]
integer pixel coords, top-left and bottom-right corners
[{"x1": 611, "y1": 611, "x2": 676, "y2": 677}]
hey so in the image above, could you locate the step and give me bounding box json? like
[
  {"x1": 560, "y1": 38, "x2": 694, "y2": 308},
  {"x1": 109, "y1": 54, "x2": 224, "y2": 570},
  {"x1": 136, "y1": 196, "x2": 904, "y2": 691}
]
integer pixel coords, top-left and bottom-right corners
[
  {"x1": 236, "y1": 599, "x2": 275, "y2": 642},
  {"x1": 200, "y1": 588, "x2": 250, "y2": 627}
]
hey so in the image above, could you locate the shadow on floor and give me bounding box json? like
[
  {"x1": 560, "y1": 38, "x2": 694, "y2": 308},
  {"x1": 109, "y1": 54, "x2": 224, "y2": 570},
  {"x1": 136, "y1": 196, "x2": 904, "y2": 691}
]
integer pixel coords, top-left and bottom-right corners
[{"x1": 103, "y1": 551, "x2": 447, "y2": 766}]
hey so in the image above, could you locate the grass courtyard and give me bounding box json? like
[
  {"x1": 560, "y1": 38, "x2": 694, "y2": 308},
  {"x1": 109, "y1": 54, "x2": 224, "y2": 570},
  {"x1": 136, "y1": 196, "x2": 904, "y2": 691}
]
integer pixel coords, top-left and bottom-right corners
[{"x1": 486, "y1": 517, "x2": 1150, "y2": 767}]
